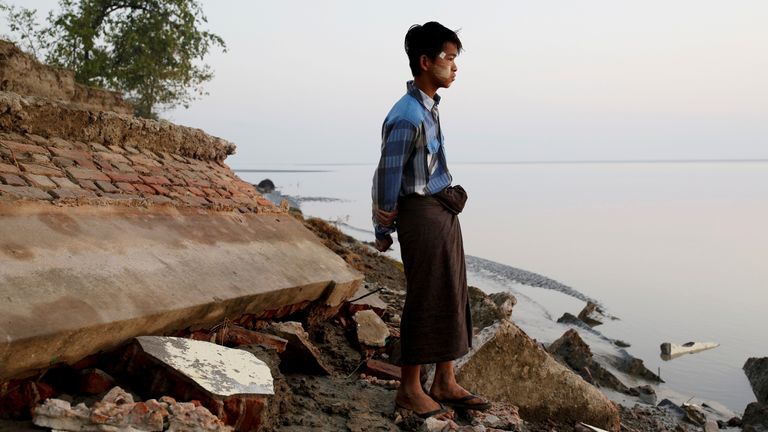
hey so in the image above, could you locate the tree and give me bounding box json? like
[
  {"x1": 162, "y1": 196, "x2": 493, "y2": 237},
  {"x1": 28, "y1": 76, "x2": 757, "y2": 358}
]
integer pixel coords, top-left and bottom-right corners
[{"x1": 0, "y1": 0, "x2": 226, "y2": 119}]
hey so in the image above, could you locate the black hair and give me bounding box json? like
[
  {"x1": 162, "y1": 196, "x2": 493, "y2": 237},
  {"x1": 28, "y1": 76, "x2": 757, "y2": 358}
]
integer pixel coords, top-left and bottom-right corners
[{"x1": 404, "y1": 22, "x2": 463, "y2": 77}]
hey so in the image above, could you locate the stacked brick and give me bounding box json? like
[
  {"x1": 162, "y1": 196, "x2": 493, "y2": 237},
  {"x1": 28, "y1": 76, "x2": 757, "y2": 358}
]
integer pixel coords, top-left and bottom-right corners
[{"x1": 0, "y1": 132, "x2": 279, "y2": 214}]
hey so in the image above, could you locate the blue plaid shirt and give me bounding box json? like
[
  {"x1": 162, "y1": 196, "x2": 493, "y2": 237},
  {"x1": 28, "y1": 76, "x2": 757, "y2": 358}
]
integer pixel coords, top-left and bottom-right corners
[{"x1": 371, "y1": 81, "x2": 453, "y2": 239}]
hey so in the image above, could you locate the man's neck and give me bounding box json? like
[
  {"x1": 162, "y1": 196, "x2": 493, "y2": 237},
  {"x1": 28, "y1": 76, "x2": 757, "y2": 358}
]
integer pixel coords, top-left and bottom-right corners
[{"x1": 413, "y1": 76, "x2": 438, "y2": 98}]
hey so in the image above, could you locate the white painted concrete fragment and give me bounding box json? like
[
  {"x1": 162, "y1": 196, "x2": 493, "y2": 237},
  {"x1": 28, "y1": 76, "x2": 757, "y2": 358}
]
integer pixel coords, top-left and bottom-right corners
[
  {"x1": 136, "y1": 336, "x2": 274, "y2": 396},
  {"x1": 660, "y1": 341, "x2": 719, "y2": 360},
  {"x1": 353, "y1": 310, "x2": 390, "y2": 347}
]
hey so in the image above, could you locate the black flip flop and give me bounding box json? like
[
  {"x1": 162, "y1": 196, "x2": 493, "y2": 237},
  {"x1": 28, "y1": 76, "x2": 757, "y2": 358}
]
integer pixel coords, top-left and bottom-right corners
[
  {"x1": 395, "y1": 402, "x2": 453, "y2": 419},
  {"x1": 434, "y1": 394, "x2": 492, "y2": 412}
]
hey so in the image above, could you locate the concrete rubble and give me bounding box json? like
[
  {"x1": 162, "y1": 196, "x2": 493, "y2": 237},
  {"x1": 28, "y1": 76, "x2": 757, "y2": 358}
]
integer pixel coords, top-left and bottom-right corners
[
  {"x1": 353, "y1": 309, "x2": 391, "y2": 347},
  {"x1": 266, "y1": 321, "x2": 333, "y2": 375},
  {"x1": 455, "y1": 320, "x2": 621, "y2": 431},
  {"x1": 33, "y1": 387, "x2": 232, "y2": 432}
]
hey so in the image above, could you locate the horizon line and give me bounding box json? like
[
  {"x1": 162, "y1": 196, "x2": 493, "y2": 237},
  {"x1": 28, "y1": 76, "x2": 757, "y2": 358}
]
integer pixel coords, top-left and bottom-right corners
[{"x1": 232, "y1": 158, "x2": 768, "y2": 169}]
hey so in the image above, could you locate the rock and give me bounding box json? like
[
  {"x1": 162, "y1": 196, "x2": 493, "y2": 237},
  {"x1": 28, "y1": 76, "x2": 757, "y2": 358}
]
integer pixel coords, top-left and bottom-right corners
[
  {"x1": 268, "y1": 321, "x2": 333, "y2": 375},
  {"x1": 468, "y1": 286, "x2": 508, "y2": 331},
  {"x1": 547, "y1": 329, "x2": 629, "y2": 393},
  {"x1": 348, "y1": 285, "x2": 388, "y2": 316},
  {"x1": 256, "y1": 179, "x2": 275, "y2": 193},
  {"x1": 114, "y1": 337, "x2": 273, "y2": 430},
  {"x1": 613, "y1": 340, "x2": 631, "y2": 348},
  {"x1": 682, "y1": 403, "x2": 706, "y2": 426},
  {"x1": 488, "y1": 292, "x2": 516, "y2": 317},
  {"x1": 76, "y1": 368, "x2": 116, "y2": 395},
  {"x1": 628, "y1": 385, "x2": 657, "y2": 405},
  {"x1": 703, "y1": 419, "x2": 719, "y2": 432},
  {"x1": 353, "y1": 310, "x2": 390, "y2": 348},
  {"x1": 32, "y1": 388, "x2": 233, "y2": 432},
  {"x1": 0, "y1": 380, "x2": 56, "y2": 420},
  {"x1": 557, "y1": 312, "x2": 584, "y2": 326},
  {"x1": 657, "y1": 399, "x2": 686, "y2": 417},
  {"x1": 364, "y1": 359, "x2": 401, "y2": 381},
  {"x1": 618, "y1": 357, "x2": 663, "y2": 383},
  {"x1": 578, "y1": 302, "x2": 608, "y2": 327},
  {"x1": 455, "y1": 320, "x2": 621, "y2": 431},
  {"x1": 726, "y1": 416, "x2": 743, "y2": 427},
  {"x1": 745, "y1": 357, "x2": 768, "y2": 403},
  {"x1": 465, "y1": 401, "x2": 522, "y2": 430},
  {"x1": 743, "y1": 402, "x2": 768, "y2": 432}
]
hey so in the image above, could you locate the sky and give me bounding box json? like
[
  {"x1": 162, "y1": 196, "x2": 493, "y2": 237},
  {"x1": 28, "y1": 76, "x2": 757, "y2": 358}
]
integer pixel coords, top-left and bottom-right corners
[{"x1": 2, "y1": 1, "x2": 767, "y2": 166}]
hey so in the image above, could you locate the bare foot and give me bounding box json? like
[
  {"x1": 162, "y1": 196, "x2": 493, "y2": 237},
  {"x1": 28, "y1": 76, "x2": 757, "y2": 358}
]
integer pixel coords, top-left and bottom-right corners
[{"x1": 395, "y1": 387, "x2": 454, "y2": 420}]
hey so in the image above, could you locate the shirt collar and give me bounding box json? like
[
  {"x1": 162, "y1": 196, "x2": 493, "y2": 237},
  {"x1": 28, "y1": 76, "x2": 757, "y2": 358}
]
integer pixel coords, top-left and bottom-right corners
[{"x1": 406, "y1": 80, "x2": 440, "y2": 112}]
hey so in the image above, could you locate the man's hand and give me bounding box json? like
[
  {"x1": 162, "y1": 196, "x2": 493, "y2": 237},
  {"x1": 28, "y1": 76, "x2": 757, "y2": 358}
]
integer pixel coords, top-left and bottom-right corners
[
  {"x1": 374, "y1": 207, "x2": 398, "y2": 227},
  {"x1": 375, "y1": 235, "x2": 393, "y2": 252}
]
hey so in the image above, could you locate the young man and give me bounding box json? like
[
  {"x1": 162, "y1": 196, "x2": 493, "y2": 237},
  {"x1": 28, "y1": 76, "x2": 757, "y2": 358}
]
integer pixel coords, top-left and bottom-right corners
[{"x1": 371, "y1": 22, "x2": 491, "y2": 420}]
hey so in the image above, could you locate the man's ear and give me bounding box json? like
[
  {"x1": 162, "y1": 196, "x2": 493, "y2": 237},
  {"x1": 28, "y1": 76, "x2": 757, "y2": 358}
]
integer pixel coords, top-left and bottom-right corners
[{"x1": 419, "y1": 54, "x2": 431, "y2": 73}]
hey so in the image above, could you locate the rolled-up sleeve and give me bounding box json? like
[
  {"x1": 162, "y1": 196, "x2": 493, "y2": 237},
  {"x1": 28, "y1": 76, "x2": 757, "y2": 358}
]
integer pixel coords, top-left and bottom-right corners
[{"x1": 371, "y1": 119, "x2": 418, "y2": 239}]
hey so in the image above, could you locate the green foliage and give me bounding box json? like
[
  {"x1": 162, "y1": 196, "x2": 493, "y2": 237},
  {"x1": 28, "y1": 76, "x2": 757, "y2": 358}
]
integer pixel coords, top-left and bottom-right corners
[{"x1": 0, "y1": 0, "x2": 226, "y2": 119}]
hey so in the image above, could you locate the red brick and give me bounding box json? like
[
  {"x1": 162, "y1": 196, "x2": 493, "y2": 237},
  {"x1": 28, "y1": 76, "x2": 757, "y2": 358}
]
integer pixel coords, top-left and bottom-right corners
[
  {"x1": 66, "y1": 167, "x2": 110, "y2": 181},
  {"x1": 364, "y1": 359, "x2": 402, "y2": 381},
  {"x1": 0, "y1": 140, "x2": 50, "y2": 155},
  {"x1": 20, "y1": 163, "x2": 63, "y2": 176},
  {"x1": 90, "y1": 142, "x2": 110, "y2": 152},
  {"x1": 25, "y1": 134, "x2": 50, "y2": 145},
  {"x1": 76, "y1": 179, "x2": 98, "y2": 191},
  {"x1": 96, "y1": 181, "x2": 119, "y2": 193},
  {"x1": 180, "y1": 195, "x2": 209, "y2": 207},
  {"x1": 95, "y1": 151, "x2": 131, "y2": 164},
  {"x1": 113, "y1": 162, "x2": 136, "y2": 173},
  {"x1": 208, "y1": 197, "x2": 236, "y2": 208},
  {"x1": 149, "y1": 184, "x2": 170, "y2": 195},
  {"x1": 0, "y1": 380, "x2": 56, "y2": 419},
  {"x1": 0, "y1": 162, "x2": 20, "y2": 174},
  {"x1": 107, "y1": 145, "x2": 125, "y2": 154},
  {"x1": 22, "y1": 174, "x2": 56, "y2": 188},
  {"x1": 126, "y1": 154, "x2": 161, "y2": 166},
  {"x1": 133, "y1": 183, "x2": 156, "y2": 195},
  {"x1": 77, "y1": 368, "x2": 116, "y2": 395},
  {"x1": 202, "y1": 187, "x2": 220, "y2": 198},
  {"x1": 115, "y1": 182, "x2": 137, "y2": 193},
  {"x1": 75, "y1": 158, "x2": 98, "y2": 169},
  {"x1": 52, "y1": 157, "x2": 76, "y2": 168},
  {"x1": 147, "y1": 195, "x2": 173, "y2": 205},
  {"x1": 0, "y1": 185, "x2": 53, "y2": 200},
  {"x1": 124, "y1": 146, "x2": 140, "y2": 154},
  {"x1": 106, "y1": 171, "x2": 142, "y2": 183},
  {"x1": 50, "y1": 176, "x2": 80, "y2": 189},
  {"x1": 31, "y1": 153, "x2": 51, "y2": 164},
  {"x1": 0, "y1": 173, "x2": 28, "y2": 186},
  {"x1": 50, "y1": 147, "x2": 91, "y2": 161},
  {"x1": 49, "y1": 188, "x2": 97, "y2": 199},
  {"x1": 140, "y1": 175, "x2": 171, "y2": 185},
  {"x1": 49, "y1": 137, "x2": 73, "y2": 148},
  {"x1": 257, "y1": 198, "x2": 275, "y2": 207},
  {"x1": 186, "y1": 186, "x2": 205, "y2": 197}
]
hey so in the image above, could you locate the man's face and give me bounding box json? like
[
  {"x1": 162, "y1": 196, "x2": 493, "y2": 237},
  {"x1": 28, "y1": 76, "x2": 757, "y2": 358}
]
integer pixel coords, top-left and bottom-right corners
[{"x1": 427, "y1": 42, "x2": 459, "y2": 88}]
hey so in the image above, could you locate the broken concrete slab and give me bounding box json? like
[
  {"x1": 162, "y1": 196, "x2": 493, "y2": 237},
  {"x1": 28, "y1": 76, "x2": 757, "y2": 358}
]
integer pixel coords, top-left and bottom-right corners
[
  {"x1": 267, "y1": 321, "x2": 333, "y2": 375},
  {"x1": 115, "y1": 338, "x2": 271, "y2": 430},
  {"x1": 455, "y1": 320, "x2": 620, "y2": 431},
  {"x1": 348, "y1": 285, "x2": 388, "y2": 316},
  {"x1": 660, "y1": 341, "x2": 720, "y2": 360},
  {"x1": 353, "y1": 310, "x2": 390, "y2": 348},
  {"x1": 744, "y1": 357, "x2": 768, "y2": 403},
  {"x1": 0, "y1": 202, "x2": 361, "y2": 380},
  {"x1": 135, "y1": 336, "x2": 274, "y2": 396}
]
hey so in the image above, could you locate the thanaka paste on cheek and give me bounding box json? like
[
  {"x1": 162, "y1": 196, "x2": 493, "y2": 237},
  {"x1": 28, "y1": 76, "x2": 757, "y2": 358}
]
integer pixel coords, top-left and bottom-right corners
[{"x1": 434, "y1": 51, "x2": 452, "y2": 79}]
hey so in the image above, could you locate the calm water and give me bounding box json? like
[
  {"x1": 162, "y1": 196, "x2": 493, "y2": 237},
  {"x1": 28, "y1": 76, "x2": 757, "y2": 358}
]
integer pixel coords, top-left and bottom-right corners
[{"x1": 238, "y1": 162, "x2": 768, "y2": 412}]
